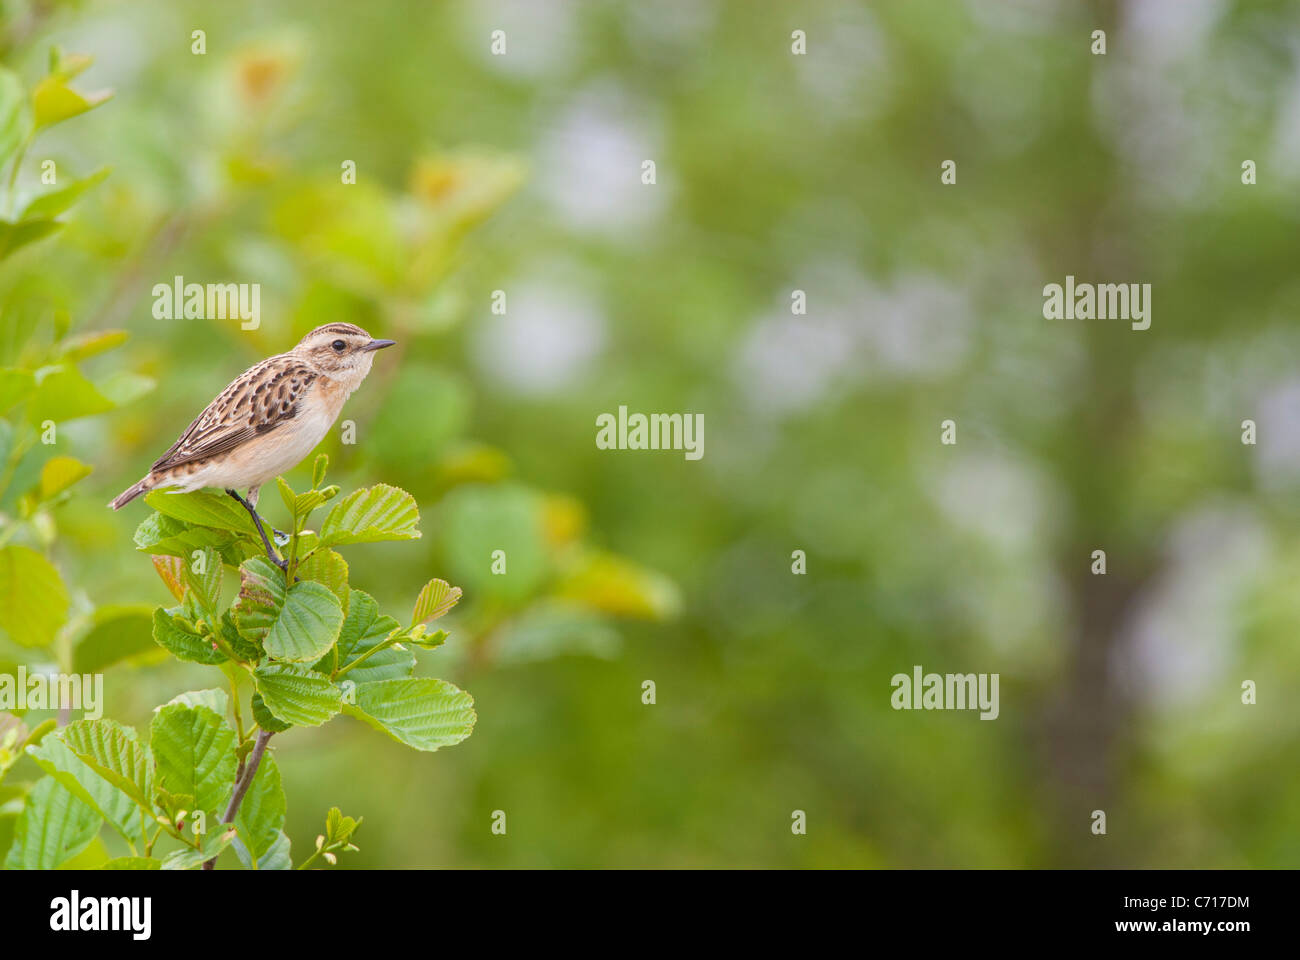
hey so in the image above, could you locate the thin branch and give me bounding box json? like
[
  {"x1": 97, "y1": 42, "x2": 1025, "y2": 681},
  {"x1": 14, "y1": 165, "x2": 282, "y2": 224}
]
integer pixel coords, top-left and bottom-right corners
[{"x1": 202, "y1": 727, "x2": 273, "y2": 870}]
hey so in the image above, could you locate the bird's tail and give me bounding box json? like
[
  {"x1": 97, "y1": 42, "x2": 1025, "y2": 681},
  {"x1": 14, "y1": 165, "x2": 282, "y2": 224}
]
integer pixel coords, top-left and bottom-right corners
[{"x1": 109, "y1": 476, "x2": 153, "y2": 510}]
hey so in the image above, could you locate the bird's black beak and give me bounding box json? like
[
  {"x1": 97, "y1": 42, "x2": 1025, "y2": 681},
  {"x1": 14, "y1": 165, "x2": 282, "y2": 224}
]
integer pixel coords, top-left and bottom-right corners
[{"x1": 362, "y1": 339, "x2": 396, "y2": 352}]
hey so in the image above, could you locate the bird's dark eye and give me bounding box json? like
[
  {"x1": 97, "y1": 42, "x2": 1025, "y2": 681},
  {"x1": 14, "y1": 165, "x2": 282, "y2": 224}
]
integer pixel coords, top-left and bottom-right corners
[{"x1": 331, "y1": 340, "x2": 346, "y2": 353}]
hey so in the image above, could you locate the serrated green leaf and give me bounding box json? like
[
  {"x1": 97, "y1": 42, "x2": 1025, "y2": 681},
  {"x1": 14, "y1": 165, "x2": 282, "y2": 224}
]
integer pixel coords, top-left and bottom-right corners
[
  {"x1": 159, "y1": 688, "x2": 229, "y2": 715},
  {"x1": 233, "y1": 753, "x2": 285, "y2": 869},
  {"x1": 316, "y1": 589, "x2": 411, "y2": 683},
  {"x1": 151, "y1": 704, "x2": 237, "y2": 820},
  {"x1": 250, "y1": 693, "x2": 291, "y2": 733},
  {"x1": 253, "y1": 664, "x2": 341, "y2": 727},
  {"x1": 0, "y1": 544, "x2": 68, "y2": 648},
  {"x1": 182, "y1": 545, "x2": 223, "y2": 618},
  {"x1": 276, "y1": 476, "x2": 297, "y2": 517},
  {"x1": 344, "y1": 678, "x2": 475, "y2": 752},
  {"x1": 143, "y1": 489, "x2": 259, "y2": 535},
  {"x1": 134, "y1": 513, "x2": 253, "y2": 567},
  {"x1": 26, "y1": 733, "x2": 144, "y2": 843},
  {"x1": 411, "y1": 578, "x2": 461, "y2": 625},
  {"x1": 152, "y1": 607, "x2": 226, "y2": 665},
  {"x1": 217, "y1": 610, "x2": 262, "y2": 662},
  {"x1": 319, "y1": 483, "x2": 420, "y2": 546},
  {"x1": 296, "y1": 548, "x2": 348, "y2": 612},
  {"x1": 60, "y1": 718, "x2": 153, "y2": 811},
  {"x1": 236, "y1": 557, "x2": 342, "y2": 662},
  {"x1": 3, "y1": 776, "x2": 100, "y2": 869}
]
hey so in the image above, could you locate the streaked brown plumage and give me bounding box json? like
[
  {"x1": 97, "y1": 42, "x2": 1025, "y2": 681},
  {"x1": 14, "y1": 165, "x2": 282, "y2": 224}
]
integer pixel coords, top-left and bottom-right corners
[{"x1": 110, "y1": 323, "x2": 395, "y2": 566}]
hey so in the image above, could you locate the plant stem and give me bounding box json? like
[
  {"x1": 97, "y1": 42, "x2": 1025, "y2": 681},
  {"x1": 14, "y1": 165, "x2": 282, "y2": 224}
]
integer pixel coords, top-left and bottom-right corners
[
  {"x1": 202, "y1": 727, "x2": 273, "y2": 870},
  {"x1": 332, "y1": 629, "x2": 401, "y2": 679}
]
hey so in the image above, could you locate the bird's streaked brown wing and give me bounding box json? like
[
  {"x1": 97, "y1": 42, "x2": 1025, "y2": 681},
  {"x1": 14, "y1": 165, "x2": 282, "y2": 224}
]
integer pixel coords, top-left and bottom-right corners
[{"x1": 151, "y1": 355, "x2": 319, "y2": 471}]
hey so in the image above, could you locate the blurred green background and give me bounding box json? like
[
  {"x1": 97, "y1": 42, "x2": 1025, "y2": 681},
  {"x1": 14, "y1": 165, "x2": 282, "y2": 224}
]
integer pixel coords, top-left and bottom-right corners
[{"x1": 3, "y1": 0, "x2": 1300, "y2": 867}]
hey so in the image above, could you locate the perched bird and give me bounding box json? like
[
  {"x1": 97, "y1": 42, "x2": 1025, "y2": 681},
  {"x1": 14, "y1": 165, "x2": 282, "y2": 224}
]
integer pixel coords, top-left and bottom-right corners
[{"x1": 110, "y1": 322, "x2": 395, "y2": 567}]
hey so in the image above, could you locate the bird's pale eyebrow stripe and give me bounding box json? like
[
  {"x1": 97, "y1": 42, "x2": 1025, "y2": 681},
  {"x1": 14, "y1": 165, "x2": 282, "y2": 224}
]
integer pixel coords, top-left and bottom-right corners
[{"x1": 315, "y1": 322, "x2": 366, "y2": 337}]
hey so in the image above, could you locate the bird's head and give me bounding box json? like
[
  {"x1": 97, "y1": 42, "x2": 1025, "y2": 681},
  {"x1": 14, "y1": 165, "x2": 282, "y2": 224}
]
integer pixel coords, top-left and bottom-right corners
[{"x1": 294, "y1": 323, "x2": 396, "y2": 384}]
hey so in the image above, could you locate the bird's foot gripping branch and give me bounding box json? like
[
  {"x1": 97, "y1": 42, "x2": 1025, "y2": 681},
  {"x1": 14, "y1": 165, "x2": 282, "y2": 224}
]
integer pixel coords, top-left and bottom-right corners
[{"x1": 7, "y1": 455, "x2": 473, "y2": 870}]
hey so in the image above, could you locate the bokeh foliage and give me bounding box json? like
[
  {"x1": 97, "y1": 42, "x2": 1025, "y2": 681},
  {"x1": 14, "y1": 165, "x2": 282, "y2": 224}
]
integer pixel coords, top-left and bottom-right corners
[{"x1": 3, "y1": 0, "x2": 1300, "y2": 867}]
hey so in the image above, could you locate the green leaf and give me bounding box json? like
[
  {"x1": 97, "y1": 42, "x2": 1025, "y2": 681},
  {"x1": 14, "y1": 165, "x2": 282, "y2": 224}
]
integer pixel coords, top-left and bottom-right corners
[
  {"x1": 235, "y1": 557, "x2": 342, "y2": 662},
  {"x1": 20, "y1": 167, "x2": 110, "y2": 221},
  {"x1": 412, "y1": 578, "x2": 461, "y2": 625},
  {"x1": 3, "y1": 776, "x2": 100, "y2": 869},
  {"x1": 60, "y1": 718, "x2": 153, "y2": 811},
  {"x1": 275, "y1": 476, "x2": 297, "y2": 517},
  {"x1": 134, "y1": 513, "x2": 253, "y2": 567},
  {"x1": 312, "y1": 454, "x2": 329, "y2": 488},
  {"x1": 316, "y1": 589, "x2": 411, "y2": 683},
  {"x1": 217, "y1": 609, "x2": 262, "y2": 662},
  {"x1": 143, "y1": 489, "x2": 259, "y2": 535},
  {"x1": 26, "y1": 733, "x2": 144, "y2": 843},
  {"x1": 161, "y1": 825, "x2": 237, "y2": 869},
  {"x1": 27, "y1": 363, "x2": 114, "y2": 422},
  {"x1": 344, "y1": 678, "x2": 476, "y2": 752},
  {"x1": 152, "y1": 607, "x2": 226, "y2": 665},
  {"x1": 150, "y1": 704, "x2": 237, "y2": 820},
  {"x1": 160, "y1": 688, "x2": 229, "y2": 715},
  {"x1": 296, "y1": 548, "x2": 349, "y2": 612},
  {"x1": 325, "y1": 806, "x2": 361, "y2": 844},
  {"x1": 318, "y1": 483, "x2": 421, "y2": 546},
  {"x1": 253, "y1": 664, "x2": 342, "y2": 727},
  {"x1": 250, "y1": 693, "x2": 291, "y2": 733},
  {"x1": 72, "y1": 604, "x2": 160, "y2": 673},
  {"x1": 256, "y1": 830, "x2": 293, "y2": 869},
  {"x1": 0, "y1": 544, "x2": 69, "y2": 648},
  {"x1": 100, "y1": 856, "x2": 161, "y2": 869},
  {"x1": 33, "y1": 75, "x2": 112, "y2": 130},
  {"x1": 37, "y1": 455, "x2": 93, "y2": 500},
  {"x1": 404, "y1": 626, "x2": 448, "y2": 650},
  {"x1": 182, "y1": 545, "x2": 223, "y2": 618},
  {"x1": 233, "y1": 753, "x2": 286, "y2": 869}
]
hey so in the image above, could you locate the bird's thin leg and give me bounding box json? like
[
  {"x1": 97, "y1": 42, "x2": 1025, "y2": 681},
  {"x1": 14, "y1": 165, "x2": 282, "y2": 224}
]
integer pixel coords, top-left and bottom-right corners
[
  {"x1": 246, "y1": 485, "x2": 288, "y2": 543},
  {"x1": 227, "y1": 488, "x2": 287, "y2": 571}
]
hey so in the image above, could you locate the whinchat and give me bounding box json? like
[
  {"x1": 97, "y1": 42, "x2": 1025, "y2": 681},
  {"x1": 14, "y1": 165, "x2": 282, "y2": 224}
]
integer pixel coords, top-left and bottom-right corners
[{"x1": 110, "y1": 323, "x2": 395, "y2": 567}]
